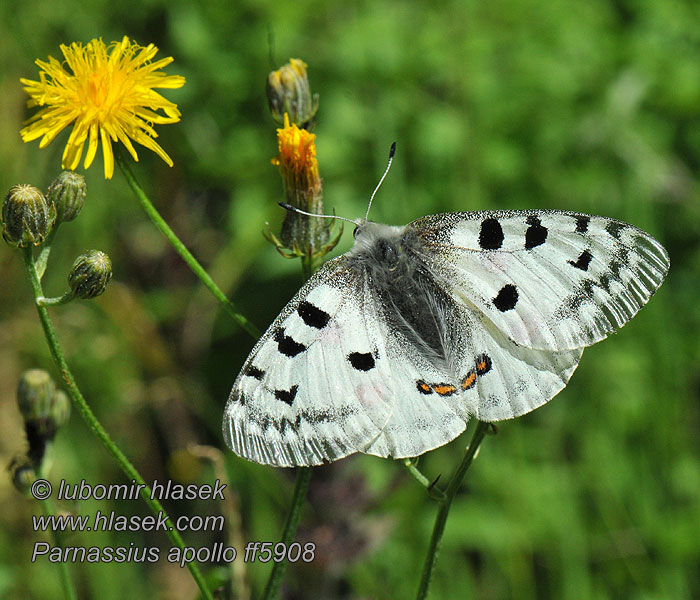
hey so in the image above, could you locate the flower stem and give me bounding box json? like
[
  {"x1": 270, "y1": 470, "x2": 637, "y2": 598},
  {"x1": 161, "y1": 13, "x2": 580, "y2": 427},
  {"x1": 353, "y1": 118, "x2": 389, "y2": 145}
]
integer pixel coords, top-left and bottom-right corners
[
  {"x1": 261, "y1": 467, "x2": 313, "y2": 600},
  {"x1": 115, "y1": 150, "x2": 260, "y2": 339},
  {"x1": 22, "y1": 247, "x2": 214, "y2": 600},
  {"x1": 41, "y1": 496, "x2": 77, "y2": 600},
  {"x1": 415, "y1": 421, "x2": 490, "y2": 600},
  {"x1": 403, "y1": 458, "x2": 446, "y2": 501},
  {"x1": 37, "y1": 291, "x2": 74, "y2": 306}
]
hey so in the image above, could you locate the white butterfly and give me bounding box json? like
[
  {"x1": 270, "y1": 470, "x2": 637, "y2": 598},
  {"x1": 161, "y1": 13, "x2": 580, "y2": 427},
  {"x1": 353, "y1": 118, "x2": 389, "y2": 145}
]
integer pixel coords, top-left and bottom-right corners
[{"x1": 223, "y1": 155, "x2": 669, "y2": 468}]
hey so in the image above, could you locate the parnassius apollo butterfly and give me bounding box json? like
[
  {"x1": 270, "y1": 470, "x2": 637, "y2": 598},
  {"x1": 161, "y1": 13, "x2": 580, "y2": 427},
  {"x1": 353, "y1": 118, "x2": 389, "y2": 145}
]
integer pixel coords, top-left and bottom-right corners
[{"x1": 223, "y1": 147, "x2": 669, "y2": 467}]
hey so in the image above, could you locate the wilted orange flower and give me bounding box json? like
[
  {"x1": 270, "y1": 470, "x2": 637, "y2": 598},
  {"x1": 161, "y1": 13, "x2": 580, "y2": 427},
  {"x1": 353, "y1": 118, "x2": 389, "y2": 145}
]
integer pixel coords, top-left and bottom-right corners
[{"x1": 272, "y1": 113, "x2": 320, "y2": 193}]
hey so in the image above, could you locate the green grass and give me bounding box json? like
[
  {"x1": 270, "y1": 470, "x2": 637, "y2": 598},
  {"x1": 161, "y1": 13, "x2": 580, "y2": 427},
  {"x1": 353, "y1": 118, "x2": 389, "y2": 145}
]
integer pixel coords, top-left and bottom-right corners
[{"x1": 1, "y1": 1, "x2": 698, "y2": 598}]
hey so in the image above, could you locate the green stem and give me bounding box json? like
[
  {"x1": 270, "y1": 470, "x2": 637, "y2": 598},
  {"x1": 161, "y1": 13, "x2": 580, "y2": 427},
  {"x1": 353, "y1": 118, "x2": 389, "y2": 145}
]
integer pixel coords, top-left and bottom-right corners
[
  {"x1": 300, "y1": 253, "x2": 313, "y2": 281},
  {"x1": 22, "y1": 247, "x2": 214, "y2": 600},
  {"x1": 41, "y1": 497, "x2": 78, "y2": 600},
  {"x1": 37, "y1": 291, "x2": 74, "y2": 306},
  {"x1": 415, "y1": 421, "x2": 490, "y2": 600},
  {"x1": 261, "y1": 467, "x2": 313, "y2": 600},
  {"x1": 115, "y1": 150, "x2": 260, "y2": 339},
  {"x1": 403, "y1": 459, "x2": 446, "y2": 501}
]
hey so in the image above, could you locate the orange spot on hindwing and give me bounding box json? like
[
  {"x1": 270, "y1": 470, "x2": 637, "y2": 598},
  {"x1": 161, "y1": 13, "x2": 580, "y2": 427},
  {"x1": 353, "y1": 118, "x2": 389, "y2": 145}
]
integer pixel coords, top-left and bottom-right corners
[
  {"x1": 414, "y1": 354, "x2": 493, "y2": 398},
  {"x1": 475, "y1": 354, "x2": 492, "y2": 375},
  {"x1": 416, "y1": 380, "x2": 433, "y2": 395},
  {"x1": 431, "y1": 384, "x2": 457, "y2": 396},
  {"x1": 461, "y1": 371, "x2": 477, "y2": 390}
]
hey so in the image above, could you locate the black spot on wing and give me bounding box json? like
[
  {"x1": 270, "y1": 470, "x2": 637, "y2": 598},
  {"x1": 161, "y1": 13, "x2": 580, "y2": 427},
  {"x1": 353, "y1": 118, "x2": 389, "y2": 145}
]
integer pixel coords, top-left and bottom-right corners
[
  {"x1": 493, "y1": 284, "x2": 519, "y2": 312},
  {"x1": 274, "y1": 328, "x2": 307, "y2": 357},
  {"x1": 575, "y1": 215, "x2": 590, "y2": 234},
  {"x1": 297, "y1": 300, "x2": 331, "y2": 329},
  {"x1": 566, "y1": 279, "x2": 596, "y2": 310},
  {"x1": 525, "y1": 216, "x2": 548, "y2": 249},
  {"x1": 475, "y1": 353, "x2": 493, "y2": 375},
  {"x1": 605, "y1": 221, "x2": 625, "y2": 240},
  {"x1": 479, "y1": 218, "x2": 504, "y2": 250},
  {"x1": 616, "y1": 246, "x2": 630, "y2": 264},
  {"x1": 274, "y1": 385, "x2": 299, "y2": 406},
  {"x1": 244, "y1": 365, "x2": 265, "y2": 380},
  {"x1": 609, "y1": 261, "x2": 623, "y2": 279},
  {"x1": 348, "y1": 351, "x2": 376, "y2": 371},
  {"x1": 568, "y1": 249, "x2": 593, "y2": 271}
]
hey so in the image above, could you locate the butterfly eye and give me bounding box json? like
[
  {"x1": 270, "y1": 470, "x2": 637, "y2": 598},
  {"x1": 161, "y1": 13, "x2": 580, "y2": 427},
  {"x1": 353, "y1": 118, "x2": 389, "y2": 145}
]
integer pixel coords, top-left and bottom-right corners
[{"x1": 353, "y1": 226, "x2": 359, "y2": 238}]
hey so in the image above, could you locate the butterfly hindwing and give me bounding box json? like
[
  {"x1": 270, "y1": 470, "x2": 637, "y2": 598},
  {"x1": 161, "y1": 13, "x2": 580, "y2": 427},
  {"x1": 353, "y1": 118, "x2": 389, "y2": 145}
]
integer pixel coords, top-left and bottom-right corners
[
  {"x1": 363, "y1": 291, "x2": 582, "y2": 458},
  {"x1": 412, "y1": 210, "x2": 669, "y2": 352}
]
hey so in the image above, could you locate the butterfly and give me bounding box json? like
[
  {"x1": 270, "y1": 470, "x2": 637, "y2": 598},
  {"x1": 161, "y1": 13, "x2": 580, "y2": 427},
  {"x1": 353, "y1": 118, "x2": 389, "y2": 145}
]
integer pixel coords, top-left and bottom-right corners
[{"x1": 223, "y1": 148, "x2": 669, "y2": 467}]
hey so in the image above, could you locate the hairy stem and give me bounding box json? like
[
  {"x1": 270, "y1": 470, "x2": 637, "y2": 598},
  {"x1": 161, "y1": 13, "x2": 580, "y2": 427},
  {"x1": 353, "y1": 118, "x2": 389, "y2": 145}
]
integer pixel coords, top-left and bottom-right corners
[
  {"x1": 416, "y1": 421, "x2": 490, "y2": 600},
  {"x1": 22, "y1": 247, "x2": 214, "y2": 600},
  {"x1": 116, "y1": 150, "x2": 260, "y2": 339}
]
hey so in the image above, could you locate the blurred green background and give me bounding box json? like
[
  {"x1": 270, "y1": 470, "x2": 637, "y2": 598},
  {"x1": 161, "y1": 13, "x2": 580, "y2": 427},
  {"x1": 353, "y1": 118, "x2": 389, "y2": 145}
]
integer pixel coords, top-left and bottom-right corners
[{"x1": 1, "y1": 0, "x2": 698, "y2": 598}]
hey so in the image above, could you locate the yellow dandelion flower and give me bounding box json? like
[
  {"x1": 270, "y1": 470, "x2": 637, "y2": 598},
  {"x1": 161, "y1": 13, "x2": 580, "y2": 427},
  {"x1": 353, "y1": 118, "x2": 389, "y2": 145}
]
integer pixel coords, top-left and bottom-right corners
[{"x1": 20, "y1": 36, "x2": 185, "y2": 179}]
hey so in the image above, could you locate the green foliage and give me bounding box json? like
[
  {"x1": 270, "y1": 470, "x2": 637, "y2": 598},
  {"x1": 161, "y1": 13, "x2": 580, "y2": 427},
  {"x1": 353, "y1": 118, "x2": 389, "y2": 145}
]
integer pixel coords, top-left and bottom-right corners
[{"x1": 1, "y1": 0, "x2": 698, "y2": 599}]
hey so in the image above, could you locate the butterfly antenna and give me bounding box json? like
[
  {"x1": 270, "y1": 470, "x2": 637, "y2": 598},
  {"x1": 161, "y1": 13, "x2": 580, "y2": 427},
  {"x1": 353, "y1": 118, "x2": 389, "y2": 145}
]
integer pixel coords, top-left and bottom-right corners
[
  {"x1": 365, "y1": 142, "x2": 397, "y2": 221},
  {"x1": 278, "y1": 202, "x2": 357, "y2": 225}
]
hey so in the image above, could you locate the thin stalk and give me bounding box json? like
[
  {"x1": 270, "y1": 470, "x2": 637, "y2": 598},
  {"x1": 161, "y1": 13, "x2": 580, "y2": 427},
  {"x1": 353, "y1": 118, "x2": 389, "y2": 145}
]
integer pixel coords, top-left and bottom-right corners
[
  {"x1": 415, "y1": 421, "x2": 490, "y2": 600},
  {"x1": 261, "y1": 467, "x2": 313, "y2": 600},
  {"x1": 37, "y1": 291, "x2": 74, "y2": 306},
  {"x1": 36, "y1": 448, "x2": 77, "y2": 600},
  {"x1": 403, "y1": 459, "x2": 446, "y2": 501},
  {"x1": 115, "y1": 150, "x2": 260, "y2": 339},
  {"x1": 22, "y1": 247, "x2": 214, "y2": 600},
  {"x1": 41, "y1": 496, "x2": 78, "y2": 600}
]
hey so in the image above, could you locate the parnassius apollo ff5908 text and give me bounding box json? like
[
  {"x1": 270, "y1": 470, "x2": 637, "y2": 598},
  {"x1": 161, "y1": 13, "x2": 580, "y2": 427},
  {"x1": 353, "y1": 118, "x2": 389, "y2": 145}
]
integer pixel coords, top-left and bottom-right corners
[{"x1": 223, "y1": 146, "x2": 669, "y2": 467}]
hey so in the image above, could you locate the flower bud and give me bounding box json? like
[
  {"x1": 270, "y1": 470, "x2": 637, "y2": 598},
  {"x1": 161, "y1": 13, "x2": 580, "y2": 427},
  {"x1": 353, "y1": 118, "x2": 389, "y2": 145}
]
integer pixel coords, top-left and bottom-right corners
[
  {"x1": 9, "y1": 455, "x2": 36, "y2": 495},
  {"x1": 51, "y1": 390, "x2": 71, "y2": 430},
  {"x1": 17, "y1": 369, "x2": 56, "y2": 423},
  {"x1": 2, "y1": 184, "x2": 56, "y2": 247},
  {"x1": 273, "y1": 115, "x2": 330, "y2": 252},
  {"x1": 267, "y1": 58, "x2": 319, "y2": 129},
  {"x1": 46, "y1": 171, "x2": 86, "y2": 223},
  {"x1": 16, "y1": 369, "x2": 70, "y2": 466},
  {"x1": 68, "y1": 250, "x2": 112, "y2": 299}
]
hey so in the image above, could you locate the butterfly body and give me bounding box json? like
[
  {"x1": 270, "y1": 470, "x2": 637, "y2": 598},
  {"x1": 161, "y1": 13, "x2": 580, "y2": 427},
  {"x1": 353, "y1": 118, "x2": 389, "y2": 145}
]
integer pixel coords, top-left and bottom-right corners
[{"x1": 224, "y1": 210, "x2": 668, "y2": 467}]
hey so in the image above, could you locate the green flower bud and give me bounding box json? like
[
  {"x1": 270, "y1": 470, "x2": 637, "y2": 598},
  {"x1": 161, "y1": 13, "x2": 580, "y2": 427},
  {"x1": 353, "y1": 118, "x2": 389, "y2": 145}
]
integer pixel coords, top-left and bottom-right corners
[
  {"x1": 68, "y1": 250, "x2": 112, "y2": 299},
  {"x1": 267, "y1": 58, "x2": 319, "y2": 129},
  {"x1": 51, "y1": 390, "x2": 71, "y2": 430},
  {"x1": 17, "y1": 369, "x2": 56, "y2": 423},
  {"x1": 9, "y1": 455, "x2": 36, "y2": 495},
  {"x1": 46, "y1": 171, "x2": 86, "y2": 223},
  {"x1": 2, "y1": 184, "x2": 56, "y2": 247},
  {"x1": 16, "y1": 369, "x2": 70, "y2": 466}
]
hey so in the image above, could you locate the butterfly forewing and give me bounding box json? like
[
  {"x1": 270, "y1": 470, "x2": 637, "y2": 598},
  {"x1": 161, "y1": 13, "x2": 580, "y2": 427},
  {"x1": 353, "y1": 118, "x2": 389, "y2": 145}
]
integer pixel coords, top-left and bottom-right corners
[
  {"x1": 224, "y1": 260, "x2": 397, "y2": 467},
  {"x1": 413, "y1": 210, "x2": 669, "y2": 352}
]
